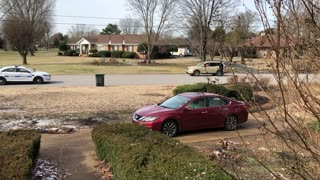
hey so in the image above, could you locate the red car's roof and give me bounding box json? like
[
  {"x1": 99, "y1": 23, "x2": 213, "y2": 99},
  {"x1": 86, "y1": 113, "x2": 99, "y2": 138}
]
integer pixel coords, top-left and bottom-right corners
[{"x1": 178, "y1": 92, "x2": 219, "y2": 98}]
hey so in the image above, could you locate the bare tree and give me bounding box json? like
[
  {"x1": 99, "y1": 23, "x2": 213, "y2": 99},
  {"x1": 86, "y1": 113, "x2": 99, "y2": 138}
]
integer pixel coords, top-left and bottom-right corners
[
  {"x1": 68, "y1": 24, "x2": 99, "y2": 41},
  {"x1": 42, "y1": 20, "x2": 54, "y2": 51},
  {"x1": 1, "y1": 0, "x2": 55, "y2": 64},
  {"x1": 225, "y1": 10, "x2": 258, "y2": 63},
  {"x1": 181, "y1": 0, "x2": 236, "y2": 62},
  {"x1": 119, "y1": 17, "x2": 142, "y2": 34},
  {"x1": 127, "y1": 0, "x2": 177, "y2": 63},
  {"x1": 220, "y1": 0, "x2": 320, "y2": 179}
]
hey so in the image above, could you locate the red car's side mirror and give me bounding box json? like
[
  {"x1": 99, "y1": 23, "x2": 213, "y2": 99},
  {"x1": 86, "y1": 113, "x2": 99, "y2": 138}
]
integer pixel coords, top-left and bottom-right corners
[{"x1": 183, "y1": 107, "x2": 192, "y2": 111}]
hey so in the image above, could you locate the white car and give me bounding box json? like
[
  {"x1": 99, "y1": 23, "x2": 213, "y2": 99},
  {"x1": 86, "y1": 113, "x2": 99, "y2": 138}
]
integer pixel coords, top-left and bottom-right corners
[{"x1": 0, "y1": 66, "x2": 51, "y2": 85}]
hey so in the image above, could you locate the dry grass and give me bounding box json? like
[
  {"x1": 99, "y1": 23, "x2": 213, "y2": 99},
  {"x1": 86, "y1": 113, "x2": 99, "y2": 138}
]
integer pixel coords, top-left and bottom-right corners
[
  {"x1": 0, "y1": 85, "x2": 175, "y2": 119},
  {"x1": 0, "y1": 50, "x2": 199, "y2": 75}
]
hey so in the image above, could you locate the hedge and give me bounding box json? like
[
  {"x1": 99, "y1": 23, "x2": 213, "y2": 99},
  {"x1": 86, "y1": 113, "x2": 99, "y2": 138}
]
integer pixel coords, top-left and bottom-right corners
[
  {"x1": 92, "y1": 123, "x2": 231, "y2": 180},
  {"x1": 0, "y1": 130, "x2": 41, "y2": 179},
  {"x1": 64, "y1": 50, "x2": 78, "y2": 56},
  {"x1": 229, "y1": 83, "x2": 253, "y2": 101},
  {"x1": 89, "y1": 48, "x2": 98, "y2": 53},
  {"x1": 122, "y1": 52, "x2": 136, "y2": 58},
  {"x1": 172, "y1": 83, "x2": 208, "y2": 95},
  {"x1": 110, "y1": 51, "x2": 125, "y2": 58},
  {"x1": 173, "y1": 83, "x2": 253, "y2": 101},
  {"x1": 98, "y1": 51, "x2": 111, "y2": 57}
]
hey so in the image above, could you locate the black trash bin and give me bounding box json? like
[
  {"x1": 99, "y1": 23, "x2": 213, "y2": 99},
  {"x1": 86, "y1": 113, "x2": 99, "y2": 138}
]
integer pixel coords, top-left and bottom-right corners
[{"x1": 95, "y1": 74, "x2": 105, "y2": 86}]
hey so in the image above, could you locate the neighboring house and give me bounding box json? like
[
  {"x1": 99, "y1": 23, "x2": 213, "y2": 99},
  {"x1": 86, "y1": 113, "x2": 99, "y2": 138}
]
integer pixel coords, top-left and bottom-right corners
[
  {"x1": 244, "y1": 33, "x2": 288, "y2": 58},
  {"x1": 68, "y1": 34, "x2": 147, "y2": 58},
  {"x1": 67, "y1": 35, "x2": 192, "y2": 58}
]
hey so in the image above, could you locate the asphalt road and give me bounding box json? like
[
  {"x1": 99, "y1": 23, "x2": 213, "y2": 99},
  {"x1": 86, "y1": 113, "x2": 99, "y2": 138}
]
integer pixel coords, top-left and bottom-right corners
[{"x1": 1, "y1": 73, "x2": 318, "y2": 87}]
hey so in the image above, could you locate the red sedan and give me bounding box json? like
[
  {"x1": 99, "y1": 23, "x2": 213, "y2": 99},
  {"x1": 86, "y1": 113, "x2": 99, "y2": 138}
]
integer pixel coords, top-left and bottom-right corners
[{"x1": 133, "y1": 92, "x2": 248, "y2": 137}]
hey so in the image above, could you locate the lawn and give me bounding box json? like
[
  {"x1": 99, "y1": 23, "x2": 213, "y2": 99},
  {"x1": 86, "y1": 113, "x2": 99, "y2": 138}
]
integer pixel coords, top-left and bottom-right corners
[{"x1": 0, "y1": 50, "x2": 201, "y2": 75}]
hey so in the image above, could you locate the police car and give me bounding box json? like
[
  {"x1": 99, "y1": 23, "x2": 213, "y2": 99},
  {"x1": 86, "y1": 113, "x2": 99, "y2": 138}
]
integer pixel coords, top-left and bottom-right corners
[{"x1": 0, "y1": 66, "x2": 51, "y2": 85}]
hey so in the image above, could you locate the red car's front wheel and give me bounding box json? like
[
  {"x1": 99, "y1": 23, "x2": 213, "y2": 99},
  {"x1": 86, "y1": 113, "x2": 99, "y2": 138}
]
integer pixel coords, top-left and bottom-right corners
[{"x1": 161, "y1": 120, "x2": 178, "y2": 137}]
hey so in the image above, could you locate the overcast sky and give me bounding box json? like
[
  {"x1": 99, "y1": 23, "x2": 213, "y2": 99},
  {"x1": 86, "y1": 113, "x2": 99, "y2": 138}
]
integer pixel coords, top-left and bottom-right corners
[{"x1": 54, "y1": 0, "x2": 258, "y2": 35}]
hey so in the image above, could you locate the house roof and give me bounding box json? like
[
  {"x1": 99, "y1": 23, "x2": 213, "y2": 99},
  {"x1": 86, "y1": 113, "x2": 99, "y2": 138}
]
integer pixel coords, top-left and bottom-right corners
[
  {"x1": 68, "y1": 34, "x2": 146, "y2": 45},
  {"x1": 67, "y1": 34, "x2": 190, "y2": 46},
  {"x1": 244, "y1": 35, "x2": 287, "y2": 48}
]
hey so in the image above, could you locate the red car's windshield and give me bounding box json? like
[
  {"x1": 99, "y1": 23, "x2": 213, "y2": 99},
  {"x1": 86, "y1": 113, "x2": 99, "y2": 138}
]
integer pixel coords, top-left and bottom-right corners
[{"x1": 159, "y1": 95, "x2": 191, "y2": 109}]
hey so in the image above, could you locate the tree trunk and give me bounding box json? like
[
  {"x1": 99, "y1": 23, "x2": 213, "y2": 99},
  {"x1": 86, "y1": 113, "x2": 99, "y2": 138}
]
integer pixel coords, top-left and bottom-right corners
[
  {"x1": 22, "y1": 54, "x2": 27, "y2": 65},
  {"x1": 240, "y1": 49, "x2": 245, "y2": 64},
  {"x1": 202, "y1": 37, "x2": 207, "y2": 62}
]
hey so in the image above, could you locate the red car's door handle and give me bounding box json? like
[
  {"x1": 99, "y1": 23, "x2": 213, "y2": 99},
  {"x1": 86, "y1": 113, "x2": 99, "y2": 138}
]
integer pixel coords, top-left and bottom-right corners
[
  {"x1": 223, "y1": 108, "x2": 229, "y2": 111},
  {"x1": 201, "y1": 111, "x2": 208, "y2": 114}
]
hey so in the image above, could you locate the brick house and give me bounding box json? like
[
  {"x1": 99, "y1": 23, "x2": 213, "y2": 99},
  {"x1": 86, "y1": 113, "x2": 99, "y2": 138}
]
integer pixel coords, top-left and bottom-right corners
[
  {"x1": 67, "y1": 35, "x2": 191, "y2": 58},
  {"x1": 244, "y1": 33, "x2": 288, "y2": 58},
  {"x1": 67, "y1": 34, "x2": 146, "y2": 58}
]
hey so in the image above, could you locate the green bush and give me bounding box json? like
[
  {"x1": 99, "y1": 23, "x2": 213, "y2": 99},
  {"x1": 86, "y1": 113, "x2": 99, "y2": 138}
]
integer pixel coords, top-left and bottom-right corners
[
  {"x1": 64, "y1": 50, "x2": 77, "y2": 56},
  {"x1": 98, "y1": 50, "x2": 111, "y2": 57},
  {"x1": 173, "y1": 83, "x2": 246, "y2": 100},
  {"x1": 57, "y1": 52, "x2": 63, "y2": 56},
  {"x1": 155, "y1": 52, "x2": 171, "y2": 59},
  {"x1": 0, "y1": 130, "x2": 41, "y2": 179},
  {"x1": 110, "y1": 51, "x2": 125, "y2": 58},
  {"x1": 307, "y1": 120, "x2": 320, "y2": 133},
  {"x1": 89, "y1": 48, "x2": 98, "y2": 53},
  {"x1": 59, "y1": 43, "x2": 68, "y2": 51},
  {"x1": 92, "y1": 123, "x2": 231, "y2": 180},
  {"x1": 88, "y1": 53, "x2": 101, "y2": 57},
  {"x1": 72, "y1": 52, "x2": 79, "y2": 56},
  {"x1": 229, "y1": 83, "x2": 253, "y2": 101},
  {"x1": 122, "y1": 52, "x2": 136, "y2": 58},
  {"x1": 206, "y1": 85, "x2": 235, "y2": 98},
  {"x1": 173, "y1": 83, "x2": 208, "y2": 95}
]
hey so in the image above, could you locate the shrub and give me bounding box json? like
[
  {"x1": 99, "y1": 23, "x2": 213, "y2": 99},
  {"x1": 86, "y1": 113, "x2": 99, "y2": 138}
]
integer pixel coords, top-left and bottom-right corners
[
  {"x1": 72, "y1": 52, "x2": 79, "y2": 56},
  {"x1": 0, "y1": 130, "x2": 41, "y2": 179},
  {"x1": 64, "y1": 50, "x2": 77, "y2": 56},
  {"x1": 59, "y1": 43, "x2": 68, "y2": 51},
  {"x1": 88, "y1": 53, "x2": 101, "y2": 57},
  {"x1": 173, "y1": 83, "x2": 245, "y2": 100},
  {"x1": 173, "y1": 83, "x2": 208, "y2": 95},
  {"x1": 155, "y1": 52, "x2": 171, "y2": 59},
  {"x1": 110, "y1": 51, "x2": 124, "y2": 58},
  {"x1": 92, "y1": 123, "x2": 231, "y2": 180},
  {"x1": 122, "y1": 52, "x2": 136, "y2": 58},
  {"x1": 98, "y1": 50, "x2": 111, "y2": 57},
  {"x1": 307, "y1": 120, "x2": 320, "y2": 133},
  {"x1": 57, "y1": 52, "x2": 63, "y2": 56},
  {"x1": 89, "y1": 48, "x2": 98, "y2": 53},
  {"x1": 230, "y1": 83, "x2": 253, "y2": 101}
]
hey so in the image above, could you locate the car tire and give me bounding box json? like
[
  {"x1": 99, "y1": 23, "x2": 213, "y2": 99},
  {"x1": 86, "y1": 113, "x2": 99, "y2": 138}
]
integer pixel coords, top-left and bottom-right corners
[
  {"x1": 161, "y1": 120, "x2": 178, "y2": 137},
  {"x1": 193, "y1": 70, "x2": 200, "y2": 76},
  {"x1": 0, "y1": 77, "x2": 6, "y2": 85},
  {"x1": 33, "y1": 77, "x2": 44, "y2": 84},
  {"x1": 224, "y1": 115, "x2": 238, "y2": 131}
]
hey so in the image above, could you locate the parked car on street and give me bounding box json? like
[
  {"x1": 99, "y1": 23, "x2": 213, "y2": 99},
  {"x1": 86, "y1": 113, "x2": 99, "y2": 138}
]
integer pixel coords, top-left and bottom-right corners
[
  {"x1": 186, "y1": 61, "x2": 225, "y2": 76},
  {"x1": 133, "y1": 92, "x2": 248, "y2": 137},
  {"x1": 0, "y1": 66, "x2": 51, "y2": 85}
]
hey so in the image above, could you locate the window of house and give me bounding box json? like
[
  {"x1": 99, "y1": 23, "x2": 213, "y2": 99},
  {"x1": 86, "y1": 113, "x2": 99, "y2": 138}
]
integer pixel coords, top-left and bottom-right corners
[
  {"x1": 97, "y1": 45, "x2": 103, "y2": 51},
  {"x1": 113, "y1": 45, "x2": 118, "y2": 51},
  {"x1": 128, "y1": 46, "x2": 133, "y2": 52}
]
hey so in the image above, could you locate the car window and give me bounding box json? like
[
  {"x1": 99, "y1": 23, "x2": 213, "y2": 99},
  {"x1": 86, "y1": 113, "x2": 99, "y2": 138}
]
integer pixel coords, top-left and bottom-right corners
[
  {"x1": 208, "y1": 97, "x2": 230, "y2": 107},
  {"x1": 196, "y1": 63, "x2": 204, "y2": 67},
  {"x1": 209, "y1": 63, "x2": 219, "y2": 67},
  {"x1": 187, "y1": 98, "x2": 206, "y2": 109},
  {"x1": 1, "y1": 68, "x2": 16, "y2": 72},
  {"x1": 16, "y1": 68, "x2": 30, "y2": 73},
  {"x1": 159, "y1": 95, "x2": 191, "y2": 109}
]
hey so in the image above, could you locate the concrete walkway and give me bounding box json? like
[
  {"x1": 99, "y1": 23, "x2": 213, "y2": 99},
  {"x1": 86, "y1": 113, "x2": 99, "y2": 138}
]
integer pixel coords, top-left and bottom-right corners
[{"x1": 39, "y1": 129, "x2": 99, "y2": 180}]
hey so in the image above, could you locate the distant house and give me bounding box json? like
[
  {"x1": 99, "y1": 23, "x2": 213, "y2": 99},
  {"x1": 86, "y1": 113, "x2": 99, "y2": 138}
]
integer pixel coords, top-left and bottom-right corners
[
  {"x1": 67, "y1": 34, "x2": 147, "y2": 58},
  {"x1": 244, "y1": 33, "x2": 288, "y2": 58},
  {"x1": 67, "y1": 35, "x2": 191, "y2": 58}
]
